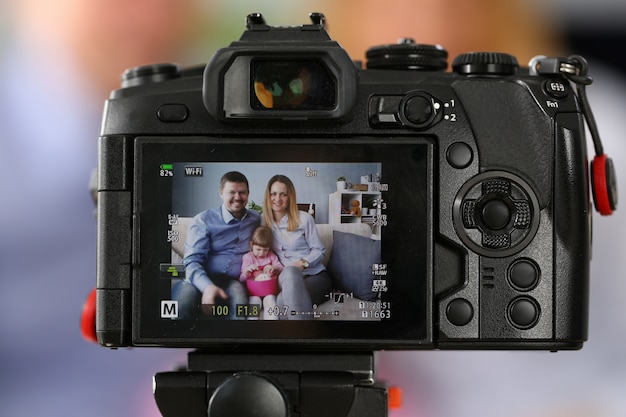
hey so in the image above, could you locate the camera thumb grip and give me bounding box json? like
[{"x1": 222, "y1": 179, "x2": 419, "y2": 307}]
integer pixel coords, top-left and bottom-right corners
[{"x1": 80, "y1": 288, "x2": 98, "y2": 343}]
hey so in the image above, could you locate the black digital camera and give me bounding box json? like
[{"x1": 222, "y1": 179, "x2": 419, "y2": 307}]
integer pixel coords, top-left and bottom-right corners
[{"x1": 95, "y1": 13, "x2": 617, "y2": 355}]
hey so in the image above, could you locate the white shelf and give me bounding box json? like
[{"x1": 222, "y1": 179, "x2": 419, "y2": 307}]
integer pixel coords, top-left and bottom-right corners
[{"x1": 329, "y1": 190, "x2": 382, "y2": 238}]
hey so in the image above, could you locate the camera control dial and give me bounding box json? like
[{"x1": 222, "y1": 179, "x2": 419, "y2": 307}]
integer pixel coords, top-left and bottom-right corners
[
  {"x1": 453, "y1": 171, "x2": 540, "y2": 257},
  {"x1": 452, "y1": 52, "x2": 518, "y2": 75}
]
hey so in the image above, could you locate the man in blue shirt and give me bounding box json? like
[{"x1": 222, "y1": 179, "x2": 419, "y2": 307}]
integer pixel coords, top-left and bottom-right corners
[{"x1": 173, "y1": 171, "x2": 260, "y2": 319}]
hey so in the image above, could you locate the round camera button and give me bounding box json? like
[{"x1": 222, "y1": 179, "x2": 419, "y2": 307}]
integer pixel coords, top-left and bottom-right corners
[
  {"x1": 508, "y1": 297, "x2": 539, "y2": 329},
  {"x1": 543, "y1": 80, "x2": 569, "y2": 99},
  {"x1": 481, "y1": 199, "x2": 511, "y2": 230},
  {"x1": 446, "y1": 298, "x2": 474, "y2": 326},
  {"x1": 447, "y1": 142, "x2": 473, "y2": 169},
  {"x1": 509, "y1": 259, "x2": 540, "y2": 291}
]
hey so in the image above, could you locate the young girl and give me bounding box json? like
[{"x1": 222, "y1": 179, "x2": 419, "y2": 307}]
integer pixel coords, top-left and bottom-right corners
[{"x1": 240, "y1": 226, "x2": 283, "y2": 319}]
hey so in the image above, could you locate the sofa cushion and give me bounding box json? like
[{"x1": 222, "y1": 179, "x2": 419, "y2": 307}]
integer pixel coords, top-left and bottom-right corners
[
  {"x1": 316, "y1": 223, "x2": 373, "y2": 266},
  {"x1": 327, "y1": 231, "x2": 381, "y2": 301}
]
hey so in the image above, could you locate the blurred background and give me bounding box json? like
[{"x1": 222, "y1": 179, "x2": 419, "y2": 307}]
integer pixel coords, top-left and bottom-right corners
[{"x1": 0, "y1": 0, "x2": 624, "y2": 416}]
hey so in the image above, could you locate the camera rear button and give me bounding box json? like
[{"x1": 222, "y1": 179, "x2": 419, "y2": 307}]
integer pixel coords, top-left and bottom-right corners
[
  {"x1": 543, "y1": 80, "x2": 569, "y2": 99},
  {"x1": 508, "y1": 297, "x2": 540, "y2": 329},
  {"x1": 157, "y1": 104, "x2": 189, "y2": 122},
  {"x1": 509, "y1": 259, "x2": 540, "y2": 291},
  {"x1": 446, "y1": 142, "x2": 473, "y2": 168},
  {"x1": 481, "y1": 199, "x2": 511, "y2": 231},
  {"x1": 446, "y1": 298, "x2": 473, "y2": 326}
]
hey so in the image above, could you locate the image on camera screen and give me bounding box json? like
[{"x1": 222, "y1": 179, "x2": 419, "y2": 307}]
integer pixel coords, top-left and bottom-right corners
[
  {"x1": 251, "y1": 60, "x2": 337, "y2": 110},
  {"x1": 136, "y1": 140, "x2": 430, "y2": 344}
]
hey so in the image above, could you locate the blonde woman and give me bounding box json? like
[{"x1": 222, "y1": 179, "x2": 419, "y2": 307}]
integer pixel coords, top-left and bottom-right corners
[{"x1": 263, "y1": 175, "x2": 331, "y2": 319}]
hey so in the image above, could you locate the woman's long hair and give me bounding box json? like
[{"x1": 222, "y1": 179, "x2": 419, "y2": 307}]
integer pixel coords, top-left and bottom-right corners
[{"x1": 263, "y1": 175, "x2": 300, "y2": 231}]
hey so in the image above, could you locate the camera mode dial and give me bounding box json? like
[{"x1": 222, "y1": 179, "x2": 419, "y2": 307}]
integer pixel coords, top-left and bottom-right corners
[
  {"x1": 121, "y1": 63, "x2": 181, "y2": 88},
  {"x1": 452, "y1": 52, "x2": 518, "y2": 75},
  {"x1": 366, "y1": 39, "x2": 448, "y2": 71}
]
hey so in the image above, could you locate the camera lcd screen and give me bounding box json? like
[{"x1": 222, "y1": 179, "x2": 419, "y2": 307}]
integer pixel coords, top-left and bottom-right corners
[{"x1": 135, "y1": 138, "x2": 432, "y2": 347}]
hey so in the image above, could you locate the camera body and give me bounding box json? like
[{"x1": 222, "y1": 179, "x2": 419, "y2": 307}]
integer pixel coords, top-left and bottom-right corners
[{"x1": 96, "y1": 14, "x2": 592, "y2": 351}]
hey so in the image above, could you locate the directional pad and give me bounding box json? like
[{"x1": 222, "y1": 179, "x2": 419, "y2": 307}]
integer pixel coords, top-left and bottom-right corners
[
  {"x1": 462, "y1": 179, "x2": 532, "y2": 249},
  {"x1": 454, "y1": 172, "x2": 540, "y2": 257}
]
